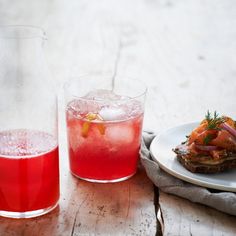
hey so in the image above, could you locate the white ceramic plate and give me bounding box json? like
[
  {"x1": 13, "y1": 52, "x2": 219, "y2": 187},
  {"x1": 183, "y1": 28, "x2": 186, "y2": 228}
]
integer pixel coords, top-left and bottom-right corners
[{"x1": 150, "y1": 122, "x2": 236, "y2": 192}]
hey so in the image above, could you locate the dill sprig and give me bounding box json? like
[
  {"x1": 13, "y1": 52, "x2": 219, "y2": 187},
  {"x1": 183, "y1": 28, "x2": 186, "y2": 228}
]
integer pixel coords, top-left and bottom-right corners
[
  {"x1": 205, "y1": 110, "x2": 225, "y2": 130},
  {"x1": 203, "y1": 133, "x2": 214, "y2": 145}
]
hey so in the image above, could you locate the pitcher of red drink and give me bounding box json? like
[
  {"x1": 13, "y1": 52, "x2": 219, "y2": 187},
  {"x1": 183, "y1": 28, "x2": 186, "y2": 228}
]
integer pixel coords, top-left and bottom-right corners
[{"x1": 0, "y1": 26, "x2": 59, "y2": 218}]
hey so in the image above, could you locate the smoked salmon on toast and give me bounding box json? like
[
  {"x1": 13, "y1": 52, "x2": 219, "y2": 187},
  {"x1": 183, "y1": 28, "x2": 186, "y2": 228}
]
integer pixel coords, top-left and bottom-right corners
[{"x1": 173, "y1": 111, "x2": 236, "y2": 173}]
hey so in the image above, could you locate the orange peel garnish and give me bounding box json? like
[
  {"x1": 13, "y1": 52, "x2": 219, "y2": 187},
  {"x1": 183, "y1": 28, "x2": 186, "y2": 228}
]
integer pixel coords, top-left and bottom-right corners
[
  {"x1": 81, "y1": 122, "x2": 90, "y2": 138},
  {"x1": 97, "y1": 123, "x2": 106, "y2": 135},
  {"x1": 81, "y1": 112, "x2": 106, "y2": 138}
]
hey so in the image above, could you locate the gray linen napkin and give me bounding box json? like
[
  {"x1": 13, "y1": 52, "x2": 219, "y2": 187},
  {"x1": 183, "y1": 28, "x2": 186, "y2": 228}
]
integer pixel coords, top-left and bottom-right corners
[{"x1": 140, "y1": 131, "x2": 236, "y2": 216}]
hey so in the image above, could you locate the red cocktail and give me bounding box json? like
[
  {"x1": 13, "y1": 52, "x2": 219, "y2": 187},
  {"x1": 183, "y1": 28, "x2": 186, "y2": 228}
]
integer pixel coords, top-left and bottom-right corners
[
  {"x1": 65, "y1": 76, "x2": 146, "y2": 183},
  {"x1": 0, "y1": 130, "x2": 59, "y2": 217},
  {"x1": 66, "y1": 100, "x2": 143, "y2": 182}
]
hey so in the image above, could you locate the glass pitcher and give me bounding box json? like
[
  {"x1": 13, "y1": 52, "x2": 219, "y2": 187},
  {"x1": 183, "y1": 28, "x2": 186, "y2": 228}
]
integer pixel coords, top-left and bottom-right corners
[{"x1": 0, "y1": 26, "x2": 59, "y2": 218}]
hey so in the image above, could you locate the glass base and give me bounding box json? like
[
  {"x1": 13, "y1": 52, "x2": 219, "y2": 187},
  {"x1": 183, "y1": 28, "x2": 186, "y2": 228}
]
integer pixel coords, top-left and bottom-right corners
[
  {"x1": 0, "y1": 201, "x2": 59, "y2": 219},
  {"x1": 71, "y1": 171, "x2": 136, "y2": 183}
]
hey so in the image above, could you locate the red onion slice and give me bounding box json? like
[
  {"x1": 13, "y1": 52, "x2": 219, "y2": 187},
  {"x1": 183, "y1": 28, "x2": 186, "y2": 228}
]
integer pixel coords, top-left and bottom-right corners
[
  {"x1": 195, "y1": 144, "x2": 218, "y2": 151},
  {"x1": 221, "y1": 123, "x2": 236, "y2": 138}
]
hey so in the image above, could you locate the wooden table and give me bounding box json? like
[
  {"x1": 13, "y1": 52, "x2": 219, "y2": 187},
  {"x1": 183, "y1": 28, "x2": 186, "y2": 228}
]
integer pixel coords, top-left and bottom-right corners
[{"x1": 1, "y1": 0, "x2": 236, "y2": 235}]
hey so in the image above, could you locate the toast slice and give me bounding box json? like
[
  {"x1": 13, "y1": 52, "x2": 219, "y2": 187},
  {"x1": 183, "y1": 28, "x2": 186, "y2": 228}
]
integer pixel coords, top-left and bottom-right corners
[{"x1": 174, "y1": 144, "x2": 236, "y2": 173}]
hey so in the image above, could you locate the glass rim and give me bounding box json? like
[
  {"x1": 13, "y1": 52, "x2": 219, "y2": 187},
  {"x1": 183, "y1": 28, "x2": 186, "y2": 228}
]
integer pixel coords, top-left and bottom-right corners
[
  {"x1": 64, "y1": 74, "x2": 148, "y2": 102},
  {"x1": 0, "y1": 25, "x2": 47, "y2": 40}
]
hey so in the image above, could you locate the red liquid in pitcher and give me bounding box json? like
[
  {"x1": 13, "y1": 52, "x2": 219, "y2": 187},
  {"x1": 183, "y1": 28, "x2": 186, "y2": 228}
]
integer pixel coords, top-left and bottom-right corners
[{"x1": 0, "y1": 130, "x2": 59, "y2": 212}]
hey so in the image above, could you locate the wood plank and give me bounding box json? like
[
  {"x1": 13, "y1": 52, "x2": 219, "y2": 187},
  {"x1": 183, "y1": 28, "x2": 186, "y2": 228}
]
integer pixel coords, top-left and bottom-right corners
[
  {"x1": 68, "y1": 167, "x2": 156, "y2": 235},
  {"x1": 159, "y1": 192, "x2": 236, "y2": 236}
]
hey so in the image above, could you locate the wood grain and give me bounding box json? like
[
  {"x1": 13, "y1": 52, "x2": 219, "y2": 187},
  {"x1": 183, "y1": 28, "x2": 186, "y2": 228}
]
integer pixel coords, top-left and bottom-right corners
[
  {"x1": 0, "y1": 0, "x2": 236, "y2": 235},
  {"x1": 160, "y1": 192, "x2": 236, "y2": 236}
]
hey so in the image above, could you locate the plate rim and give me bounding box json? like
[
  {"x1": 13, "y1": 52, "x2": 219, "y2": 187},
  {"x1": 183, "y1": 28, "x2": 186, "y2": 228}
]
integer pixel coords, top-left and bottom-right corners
[{"x1": 150, "y1": 122, "x2": 236, "y2": 192}]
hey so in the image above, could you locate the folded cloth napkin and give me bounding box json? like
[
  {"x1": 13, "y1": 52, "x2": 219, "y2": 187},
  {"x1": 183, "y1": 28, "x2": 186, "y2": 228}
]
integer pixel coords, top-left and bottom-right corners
[{"x1": 140, "y1": 131, "x2": 236, "y2": 216}]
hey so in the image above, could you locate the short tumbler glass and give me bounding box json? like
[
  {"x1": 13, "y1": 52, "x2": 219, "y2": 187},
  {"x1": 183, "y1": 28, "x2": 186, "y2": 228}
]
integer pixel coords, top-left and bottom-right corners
[{"x1": 64, "y1": 74, "x2": 147, "y2": 183}]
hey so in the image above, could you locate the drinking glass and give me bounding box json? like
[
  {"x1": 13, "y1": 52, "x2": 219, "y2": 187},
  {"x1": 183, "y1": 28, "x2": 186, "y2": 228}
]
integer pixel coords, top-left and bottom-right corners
[
  {"x1": 64, "y1": 74, "x2": 147, "y2": 183},
  {"x1": 0, "y1": 26, "x2": 59, "y2": 218}
]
